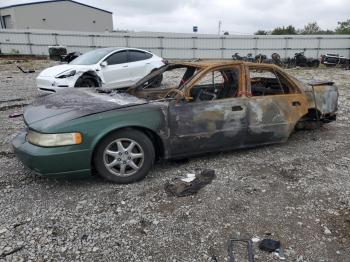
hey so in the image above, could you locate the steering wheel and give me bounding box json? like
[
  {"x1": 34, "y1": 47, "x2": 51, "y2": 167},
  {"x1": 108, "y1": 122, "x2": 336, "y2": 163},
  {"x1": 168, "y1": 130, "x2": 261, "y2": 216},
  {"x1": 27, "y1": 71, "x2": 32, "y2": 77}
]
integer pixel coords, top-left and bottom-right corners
[
  {"x1": 163, "y1": 89, "x2": 187, "y2": 102},
  {"x1": 195, "y1": 89, "x2": 217, "y2": 101}
]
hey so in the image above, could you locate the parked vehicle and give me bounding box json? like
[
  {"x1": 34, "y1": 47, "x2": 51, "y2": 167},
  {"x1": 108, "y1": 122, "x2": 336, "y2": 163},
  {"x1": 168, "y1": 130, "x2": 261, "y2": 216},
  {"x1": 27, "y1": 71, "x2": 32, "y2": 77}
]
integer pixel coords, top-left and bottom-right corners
[
  {"x1": 13, "y1": 61, "x2": 338, "y2": 183},
  {"x1": 36, "y1": 47, "x2": 166, "y2": 92},
  {"x1": 321, "y1": 54, "x2": 350, "y2": 68},
  {"x1": 287, "y1": 51, "x2": 320, "y2": 68}
]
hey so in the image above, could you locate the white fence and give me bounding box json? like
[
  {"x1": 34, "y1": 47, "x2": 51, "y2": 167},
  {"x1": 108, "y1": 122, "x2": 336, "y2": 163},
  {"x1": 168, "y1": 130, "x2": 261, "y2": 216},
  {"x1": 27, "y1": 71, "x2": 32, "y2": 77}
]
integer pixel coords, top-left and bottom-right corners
[{"x1": 0, "y1": 29, "x2": 350, "y2": 59}]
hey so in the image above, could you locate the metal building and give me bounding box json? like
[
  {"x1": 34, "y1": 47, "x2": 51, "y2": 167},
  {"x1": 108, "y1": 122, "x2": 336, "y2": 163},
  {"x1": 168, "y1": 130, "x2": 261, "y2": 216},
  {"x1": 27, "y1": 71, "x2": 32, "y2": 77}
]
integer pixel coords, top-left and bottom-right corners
[{"x1": 0, "y1": 0, "x2": 113, "y2": 32}]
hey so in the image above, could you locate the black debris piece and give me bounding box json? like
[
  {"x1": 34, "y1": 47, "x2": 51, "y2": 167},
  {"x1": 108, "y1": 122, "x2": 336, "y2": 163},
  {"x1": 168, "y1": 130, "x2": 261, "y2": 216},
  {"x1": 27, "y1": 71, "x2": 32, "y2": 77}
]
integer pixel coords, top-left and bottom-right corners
[
  {"x1": 164, "y1": 169, "x2": 215, "y2": 197},
  {"x1": 9, "y1": 112, "x2": 23, "y2": 118},
  {"x1": 258, "y1": 239, "x2": 281, "y2": 252},
  {"x1": 17, "y1": 66, "x2": 35, "y2": 73},
  {"x1": 0, "y1": 245, "x2": 24, "y2": 258}
]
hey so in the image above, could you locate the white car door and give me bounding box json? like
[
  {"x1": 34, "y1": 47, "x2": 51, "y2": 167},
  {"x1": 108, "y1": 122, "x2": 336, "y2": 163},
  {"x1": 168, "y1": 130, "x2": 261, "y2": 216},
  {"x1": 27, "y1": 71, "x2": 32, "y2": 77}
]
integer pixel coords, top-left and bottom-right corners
[
  {"x1": 127, "y1": 50, "x2": 154, "y2": 83},
  {"x1": 101, "y1": 50, "x2": 133, "y2": 89}
]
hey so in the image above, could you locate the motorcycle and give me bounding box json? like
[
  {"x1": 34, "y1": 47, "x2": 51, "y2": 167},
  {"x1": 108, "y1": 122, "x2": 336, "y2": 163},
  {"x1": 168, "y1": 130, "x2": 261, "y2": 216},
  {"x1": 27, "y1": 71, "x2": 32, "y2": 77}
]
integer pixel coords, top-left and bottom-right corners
[
  {"x1": 232, "y1": 53, "x2": 255, "y2": 62},
  {"x1": 255, "y1": 54, "x2": 267, "y2": 63},
  {"x1": 291, "y1": 51, "x2": 320, "y2": 67},
  {"x1": 271, "y1": 53, "x2": 283, "y2": 66}
]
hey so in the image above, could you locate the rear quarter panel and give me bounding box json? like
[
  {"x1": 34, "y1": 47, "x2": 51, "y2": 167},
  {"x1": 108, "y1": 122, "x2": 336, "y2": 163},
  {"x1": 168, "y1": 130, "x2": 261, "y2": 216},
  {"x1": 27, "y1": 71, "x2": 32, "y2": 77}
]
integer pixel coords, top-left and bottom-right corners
[{"x1": 302, "y1": 84, "x2": 339, "y2": 115}]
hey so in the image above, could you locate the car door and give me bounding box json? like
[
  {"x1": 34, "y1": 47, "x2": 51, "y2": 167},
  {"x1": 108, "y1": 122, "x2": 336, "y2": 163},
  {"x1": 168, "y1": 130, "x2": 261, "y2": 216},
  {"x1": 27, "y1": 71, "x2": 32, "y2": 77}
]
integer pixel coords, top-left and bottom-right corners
[
  {"x1": 167, "y1": 67, "x2": 248, "y2": 157},
  {"x1": 101, "y1": 50, "x2": 132, "y2": 89},
  {"x1": 127, "y1": 50, "x2": 154, "y2": 83},
  {"x1": 245, "y1": 65, "x2": 308, "y2": 145}
]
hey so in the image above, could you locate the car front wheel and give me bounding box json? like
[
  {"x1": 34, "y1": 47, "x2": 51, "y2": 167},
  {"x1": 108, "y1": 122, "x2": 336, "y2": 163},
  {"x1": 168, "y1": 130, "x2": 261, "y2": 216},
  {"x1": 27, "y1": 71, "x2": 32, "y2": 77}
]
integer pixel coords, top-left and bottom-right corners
[
  {"x1": 93, "y1": 129, "x2": 155, "y2": 183},
  {"x1": 75, "y1": 75, "x2": 97, "y2": 87}
]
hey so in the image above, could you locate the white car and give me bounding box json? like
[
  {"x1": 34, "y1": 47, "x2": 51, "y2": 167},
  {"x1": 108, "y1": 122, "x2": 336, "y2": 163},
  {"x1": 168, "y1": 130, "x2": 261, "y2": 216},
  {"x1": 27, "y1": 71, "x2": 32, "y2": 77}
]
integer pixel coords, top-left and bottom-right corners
[{"x1": 36, "y1": 48, "x2": 166, "y2": 92}]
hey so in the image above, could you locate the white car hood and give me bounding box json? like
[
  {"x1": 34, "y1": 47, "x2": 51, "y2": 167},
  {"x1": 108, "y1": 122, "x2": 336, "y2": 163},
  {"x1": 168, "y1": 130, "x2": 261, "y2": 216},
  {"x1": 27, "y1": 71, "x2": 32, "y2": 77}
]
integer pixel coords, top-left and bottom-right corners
[{"x1": 39, "y1": 64, "x2": 97, "y2": 77}]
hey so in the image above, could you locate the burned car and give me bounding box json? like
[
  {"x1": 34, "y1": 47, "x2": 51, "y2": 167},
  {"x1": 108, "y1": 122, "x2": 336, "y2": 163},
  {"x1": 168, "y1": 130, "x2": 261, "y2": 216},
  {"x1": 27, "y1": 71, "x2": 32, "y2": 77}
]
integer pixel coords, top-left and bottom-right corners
[{"x1": 12, "y1": 61, "x2": 338, "y2": 183}]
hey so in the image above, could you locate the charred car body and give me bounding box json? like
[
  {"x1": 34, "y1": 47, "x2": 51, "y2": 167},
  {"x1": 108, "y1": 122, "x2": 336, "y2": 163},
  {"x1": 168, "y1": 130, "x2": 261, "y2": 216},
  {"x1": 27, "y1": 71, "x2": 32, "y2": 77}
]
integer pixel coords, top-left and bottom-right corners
[{"x1": 13, "y1": 61, "x2": 338, "y2": 183}]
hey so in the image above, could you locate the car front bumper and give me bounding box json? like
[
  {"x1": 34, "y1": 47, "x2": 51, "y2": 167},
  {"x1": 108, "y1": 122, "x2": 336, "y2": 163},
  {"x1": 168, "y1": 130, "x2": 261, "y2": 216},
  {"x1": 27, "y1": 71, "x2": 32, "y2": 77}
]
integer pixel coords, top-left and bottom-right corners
[
  {"x1": 36, "y1": 76, "x2": 75, "y2": 93},
  {"x1": 12, "y1": 130, "x2": 92, "y2": 177}
]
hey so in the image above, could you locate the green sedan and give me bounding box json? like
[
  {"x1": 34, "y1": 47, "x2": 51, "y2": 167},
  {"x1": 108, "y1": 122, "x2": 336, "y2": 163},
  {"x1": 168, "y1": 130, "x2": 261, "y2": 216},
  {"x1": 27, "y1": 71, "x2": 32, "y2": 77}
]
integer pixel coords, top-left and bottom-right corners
[{"x1": 12, "y1": 61, "x2": 338, "y2": 183}]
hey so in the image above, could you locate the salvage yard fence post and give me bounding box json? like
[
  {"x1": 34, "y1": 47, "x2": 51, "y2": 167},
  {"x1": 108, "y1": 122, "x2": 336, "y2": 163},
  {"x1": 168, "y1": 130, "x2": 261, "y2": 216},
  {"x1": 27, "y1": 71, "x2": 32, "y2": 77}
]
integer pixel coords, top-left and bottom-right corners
[{"x1": 0, "y1": 29, "x2": 349, "y2": 59}]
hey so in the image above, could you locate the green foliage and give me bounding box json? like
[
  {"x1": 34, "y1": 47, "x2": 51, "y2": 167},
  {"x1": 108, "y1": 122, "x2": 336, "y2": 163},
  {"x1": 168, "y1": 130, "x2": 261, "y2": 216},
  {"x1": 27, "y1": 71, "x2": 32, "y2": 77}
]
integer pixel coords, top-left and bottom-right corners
[
  {"x1": 301, "y1": 22, "x2": 321, "y2": 34},
  {"x1": 254, "y1": 30, "x2": 268, "y2": 35},
  {"x1": 335, "y1": 19, "x2": 350, "y2": 34},
  {"x1": 257, "y1": 20, "x2": 350, "y2": 35},
  {"x1": 271, "y1": 25, "x2": 297, "y2": 35}
]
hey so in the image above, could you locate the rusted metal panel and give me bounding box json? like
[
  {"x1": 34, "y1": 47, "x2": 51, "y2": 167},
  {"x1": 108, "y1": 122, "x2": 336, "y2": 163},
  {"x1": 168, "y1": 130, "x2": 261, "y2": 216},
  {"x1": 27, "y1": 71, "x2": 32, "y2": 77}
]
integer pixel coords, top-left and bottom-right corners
[
  {"x1": 128, "y1": 60, "x2": 337, "y2": 158},
  {"x1": 302, "y1": 83, "x2": 339, "y2": 115}
]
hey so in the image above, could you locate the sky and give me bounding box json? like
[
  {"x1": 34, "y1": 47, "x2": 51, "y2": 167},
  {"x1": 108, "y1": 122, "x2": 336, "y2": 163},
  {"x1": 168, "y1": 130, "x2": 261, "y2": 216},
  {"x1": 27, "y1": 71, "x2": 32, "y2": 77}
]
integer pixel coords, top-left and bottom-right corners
[{"x1": 0, "y1": 0, "x2": 349, "y2": 34}]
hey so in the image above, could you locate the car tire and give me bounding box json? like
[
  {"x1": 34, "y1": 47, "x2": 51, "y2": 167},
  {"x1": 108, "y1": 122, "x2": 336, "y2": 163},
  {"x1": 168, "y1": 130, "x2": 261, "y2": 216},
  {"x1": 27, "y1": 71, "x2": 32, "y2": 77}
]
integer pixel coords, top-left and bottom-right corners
[
  {"x1": 75, "y1": 75, "x2": 97, "y2": 87},
  {"x1": 93, "y1": 129, "x2": 155, "y2": 183}
]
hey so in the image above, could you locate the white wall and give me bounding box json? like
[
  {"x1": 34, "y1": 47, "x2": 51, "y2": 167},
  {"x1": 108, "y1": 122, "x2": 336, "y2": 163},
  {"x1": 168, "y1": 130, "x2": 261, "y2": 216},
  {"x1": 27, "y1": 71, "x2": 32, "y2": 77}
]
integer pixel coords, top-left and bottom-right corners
[{"x1": 0, "y1": 29, "x2": 349, "y2": 59}]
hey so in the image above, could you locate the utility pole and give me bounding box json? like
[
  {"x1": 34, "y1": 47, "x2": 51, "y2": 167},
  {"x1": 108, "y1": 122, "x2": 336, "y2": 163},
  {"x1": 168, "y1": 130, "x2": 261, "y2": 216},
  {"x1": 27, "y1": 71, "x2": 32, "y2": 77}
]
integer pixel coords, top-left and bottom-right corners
[{"x1": 218, "y1": 20, "x2": 222, "y2": 35}]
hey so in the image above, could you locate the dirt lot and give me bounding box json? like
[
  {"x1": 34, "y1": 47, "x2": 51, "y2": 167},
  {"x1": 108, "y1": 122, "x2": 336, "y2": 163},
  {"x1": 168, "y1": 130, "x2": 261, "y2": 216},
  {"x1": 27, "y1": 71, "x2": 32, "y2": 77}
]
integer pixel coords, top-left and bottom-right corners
[{"x1": 0, "y1": 59, "x2": 349, "y2": 262}]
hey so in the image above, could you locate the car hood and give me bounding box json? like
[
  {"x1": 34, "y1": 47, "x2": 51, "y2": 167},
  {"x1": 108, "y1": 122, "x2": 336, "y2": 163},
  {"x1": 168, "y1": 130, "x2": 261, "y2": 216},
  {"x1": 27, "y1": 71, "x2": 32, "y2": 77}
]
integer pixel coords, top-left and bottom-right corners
[
  {"x1": 24, "y1": 89, "x2": 147, "y2": 128},
  {"x1": 38, "y1": 64, "x2": 97, "y2": 77}
]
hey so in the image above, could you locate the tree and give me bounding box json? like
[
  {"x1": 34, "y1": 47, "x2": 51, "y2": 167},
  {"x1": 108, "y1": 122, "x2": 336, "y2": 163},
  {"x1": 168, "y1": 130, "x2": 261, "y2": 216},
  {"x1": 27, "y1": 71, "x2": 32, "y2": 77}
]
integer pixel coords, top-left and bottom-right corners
[
  {"x1": 335, "y1": 19, "x2": 350, "y2": 34},
  {"x1": 301, "y1": 22, "x2": 321, "y2": 34},
  {"x1": 271, "y1": 25, "x2": 297, "y2": 35},
  {"x1": 254, "y1": 30, "x2": 268, "y2": 35}
]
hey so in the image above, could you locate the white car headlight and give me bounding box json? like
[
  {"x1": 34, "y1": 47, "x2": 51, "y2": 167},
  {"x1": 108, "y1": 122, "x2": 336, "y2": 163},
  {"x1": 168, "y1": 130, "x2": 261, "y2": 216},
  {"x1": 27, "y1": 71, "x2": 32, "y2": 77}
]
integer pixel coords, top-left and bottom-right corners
[
  {"x1": 27, "y1": 130, "x2": 82, "y2": 147},
  {"x1": 55, "y1": 69, "x2": 76, "y2": 79}
]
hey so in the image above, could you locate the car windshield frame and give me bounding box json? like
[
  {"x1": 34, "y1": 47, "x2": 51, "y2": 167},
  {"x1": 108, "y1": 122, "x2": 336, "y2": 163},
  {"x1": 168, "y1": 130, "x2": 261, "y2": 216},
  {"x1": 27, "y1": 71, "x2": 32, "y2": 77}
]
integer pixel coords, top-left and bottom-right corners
[{"x1": 69, "y1": 48, "x2": 117, "y2": 65}]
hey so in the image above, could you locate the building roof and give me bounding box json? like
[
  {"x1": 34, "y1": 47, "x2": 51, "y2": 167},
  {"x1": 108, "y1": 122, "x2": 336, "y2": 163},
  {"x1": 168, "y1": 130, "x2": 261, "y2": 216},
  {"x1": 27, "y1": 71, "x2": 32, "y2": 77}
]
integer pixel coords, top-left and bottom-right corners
[{"x1": 0, "y1": 0, "x2": 112, "y2": 14}]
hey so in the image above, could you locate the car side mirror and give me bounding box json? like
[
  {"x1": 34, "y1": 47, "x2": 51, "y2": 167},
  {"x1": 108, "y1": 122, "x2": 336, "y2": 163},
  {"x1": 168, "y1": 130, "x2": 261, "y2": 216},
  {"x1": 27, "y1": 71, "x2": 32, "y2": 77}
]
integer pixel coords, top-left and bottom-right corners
[{"x1": 100, "y1": 61, "x2": 108, "y2": 67}]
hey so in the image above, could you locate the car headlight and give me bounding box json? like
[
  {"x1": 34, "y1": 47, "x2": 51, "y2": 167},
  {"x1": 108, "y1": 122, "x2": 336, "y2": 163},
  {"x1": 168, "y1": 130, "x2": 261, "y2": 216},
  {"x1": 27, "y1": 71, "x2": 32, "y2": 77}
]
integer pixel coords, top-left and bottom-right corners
[
  {"x1": 27, "y1": 130, "x2": 82, "y2": 147},
  {"x1": 55, "y1": 69, "x2": 76, "y2": 79}
]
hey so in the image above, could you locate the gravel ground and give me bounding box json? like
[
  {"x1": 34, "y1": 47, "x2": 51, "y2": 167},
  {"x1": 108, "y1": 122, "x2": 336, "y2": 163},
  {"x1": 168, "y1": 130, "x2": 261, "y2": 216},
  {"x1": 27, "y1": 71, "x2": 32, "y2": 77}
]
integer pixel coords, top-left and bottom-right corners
[{"x1": 0, "y1": 59, "x2": 349, "y2": 262}]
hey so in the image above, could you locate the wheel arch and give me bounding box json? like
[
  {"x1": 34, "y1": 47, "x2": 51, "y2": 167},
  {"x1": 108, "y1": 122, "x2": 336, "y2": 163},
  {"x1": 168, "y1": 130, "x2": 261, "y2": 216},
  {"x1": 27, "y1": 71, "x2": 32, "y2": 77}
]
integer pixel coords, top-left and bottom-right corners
[
  {"x1": 295, "y1": 108, "x2": 322, "y2": 130},
  {"x1": 90, "y1": 126, "x2": 165, "y2": 166},
  {"x1": 75, "y1": 70, "x2": 102, "y2": 87},
  {"x1": 299, "y1": 108, "x2": 322, "y2": 121}
]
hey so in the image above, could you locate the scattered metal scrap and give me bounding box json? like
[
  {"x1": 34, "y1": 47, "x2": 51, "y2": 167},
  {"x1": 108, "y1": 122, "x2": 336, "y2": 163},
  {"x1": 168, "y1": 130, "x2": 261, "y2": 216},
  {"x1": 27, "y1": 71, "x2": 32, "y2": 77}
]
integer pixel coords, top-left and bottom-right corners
[
  {"x1": 232, "y1": 51, "x2": 320, "y2": 68},
  {"x1": 8, "y1": 112, "x2": 23, "y2": 118},
  {"x1": 0, "y1": 245, "x2": 24, "y2": 259},
  {"x1": 17, "y1": 66, "x2": 35, "y2": 73},
  {"x1": 228, "y1": 238, "x2": 255, "y2": 262},
  {"x1": 164, "y1": 169, "x2": 215, "y2": 197}
]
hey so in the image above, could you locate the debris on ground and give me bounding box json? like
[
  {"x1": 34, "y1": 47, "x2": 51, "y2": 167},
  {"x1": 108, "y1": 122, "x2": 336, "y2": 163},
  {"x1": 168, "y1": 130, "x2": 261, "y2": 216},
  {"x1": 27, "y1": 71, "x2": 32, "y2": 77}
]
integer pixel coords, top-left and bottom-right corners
[
  {"x1": 228, "y1": 238, "x2": 255, "y2": 262},
  {"x1": 258, "y1": 239, "x2": 281, "y2": 252},
  {"x1": 17, "y1": 66, "x2": 35, "y2": 73},
  {"x1": 274, "y1": 247, "x2": 286, "y2": 260},
  {"x1": 8, "y1": 112, "x2": 23, "y2": 118},
  {"x1": 0, "y1": 245, "x2": 24, "y2": 258},
  {"x1": 164, "y1": 169, "x2": 215, "y2": 197}
]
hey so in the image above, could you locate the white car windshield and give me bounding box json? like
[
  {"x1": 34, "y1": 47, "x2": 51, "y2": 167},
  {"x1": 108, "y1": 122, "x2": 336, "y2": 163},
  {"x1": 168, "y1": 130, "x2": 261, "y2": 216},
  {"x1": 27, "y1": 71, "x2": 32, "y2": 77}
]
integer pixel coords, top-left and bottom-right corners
[{"x1": 69, "y1": 48, "x2": 116, "y2": 65}]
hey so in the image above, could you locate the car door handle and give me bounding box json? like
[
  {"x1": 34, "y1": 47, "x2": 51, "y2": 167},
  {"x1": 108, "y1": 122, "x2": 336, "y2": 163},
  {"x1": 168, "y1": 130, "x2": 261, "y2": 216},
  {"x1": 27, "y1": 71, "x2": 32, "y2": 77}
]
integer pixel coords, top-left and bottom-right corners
[
  {"x1": 145, "y1": 62, "x2": 150, "y2": 64},
  {"x1": 122, "y1": 65, "x2": 128, "y2": 68},
  {"x1": 292, "y1": 101, "x2": 301, "y2": 106},
  {"x1": 232, "y1": 105, "x2": 243, "y2": 111}
]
